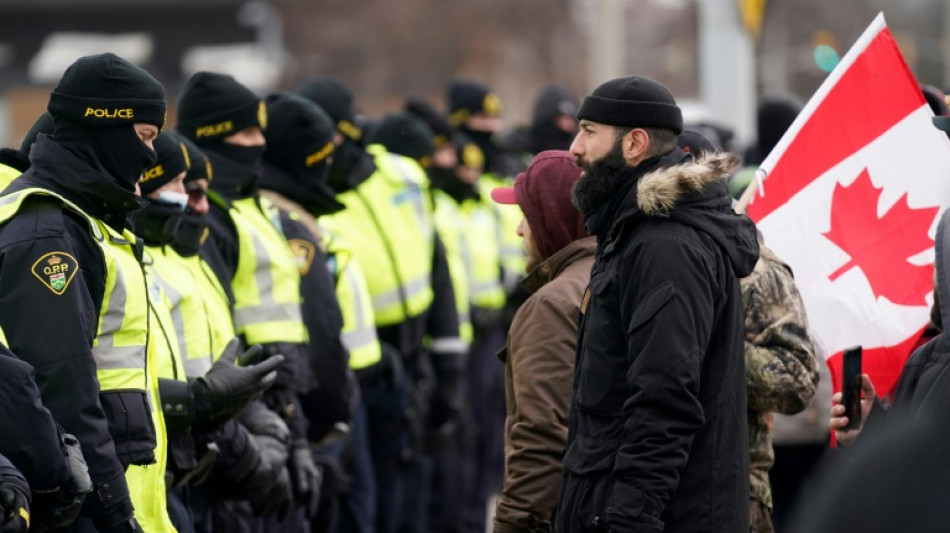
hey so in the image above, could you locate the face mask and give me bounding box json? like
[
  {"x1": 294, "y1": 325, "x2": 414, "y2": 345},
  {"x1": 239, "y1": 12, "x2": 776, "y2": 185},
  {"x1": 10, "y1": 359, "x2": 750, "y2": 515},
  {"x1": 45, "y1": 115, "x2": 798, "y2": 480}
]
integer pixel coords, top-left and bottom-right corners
[
  {"x1": 211, "y1": 143, "x2": 265, "y2": 170},
  {"x1": 156, "y1": 191, "x2": 188, "y2": 211},
  {"x1": 54, "y1": 121, "x2": 157, "y2": 193},
  {"x1": 172, "y1": 209, "x2": 208, "y2": 257},
  {"x1": 131, "y1": 200, "x2": 184, "y2": 246}
]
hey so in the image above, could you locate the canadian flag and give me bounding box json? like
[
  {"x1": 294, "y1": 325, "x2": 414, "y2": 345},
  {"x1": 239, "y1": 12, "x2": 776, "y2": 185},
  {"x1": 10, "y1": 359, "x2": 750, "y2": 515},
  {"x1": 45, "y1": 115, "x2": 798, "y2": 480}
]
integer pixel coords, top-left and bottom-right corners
[{"x1": 745, "y1": 13, "x2": 950, "y2": 398}]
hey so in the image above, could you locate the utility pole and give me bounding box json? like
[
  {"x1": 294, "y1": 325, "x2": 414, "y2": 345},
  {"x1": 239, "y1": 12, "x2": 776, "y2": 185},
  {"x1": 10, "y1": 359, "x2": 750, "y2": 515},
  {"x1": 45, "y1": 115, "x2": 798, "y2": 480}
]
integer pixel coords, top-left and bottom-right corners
[
  {"x1": 699, "y1": 0, "x2": 756, "y2": 147},
  {"x1": 588, "y1": 0, "x2": 626, "y2": 88}
]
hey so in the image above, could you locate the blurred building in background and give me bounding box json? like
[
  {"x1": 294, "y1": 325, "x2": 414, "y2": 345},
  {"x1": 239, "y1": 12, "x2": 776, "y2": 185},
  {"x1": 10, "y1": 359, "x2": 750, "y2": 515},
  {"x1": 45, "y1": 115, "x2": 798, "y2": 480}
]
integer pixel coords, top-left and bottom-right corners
[{"x1": 1, "y1": 0, "x2": 949, "y2": 153}]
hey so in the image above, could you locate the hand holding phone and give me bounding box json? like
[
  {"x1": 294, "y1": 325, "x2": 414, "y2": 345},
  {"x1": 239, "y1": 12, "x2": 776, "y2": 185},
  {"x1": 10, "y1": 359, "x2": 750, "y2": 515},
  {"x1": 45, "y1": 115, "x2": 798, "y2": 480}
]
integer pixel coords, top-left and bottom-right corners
[{"x1": 841, "y1": 346, "x2": 863, "y2": 431}]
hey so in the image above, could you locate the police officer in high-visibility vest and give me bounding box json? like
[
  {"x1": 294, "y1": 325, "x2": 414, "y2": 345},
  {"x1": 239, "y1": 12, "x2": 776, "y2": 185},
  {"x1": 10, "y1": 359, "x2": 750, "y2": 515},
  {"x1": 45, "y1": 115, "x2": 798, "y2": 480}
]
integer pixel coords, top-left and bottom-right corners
[
  {"x1": 131, "y1": 131, "x2": 289, "y2": 530},
  {"x1": 298, "y1": 78, "x2": 465, "y2": 533},
  {"x1": 258, "y1": 91, "x2": 382, "y2": 533},
  {"x1": 446, "y1": 79, "x2": 523, "y2": 533},
  {"x1": 0, "y1": 53, "x2": 165, "y2": 532},
  {"x1": 261, "y1": 92, "x2": 368, "y2": 531},
  {"x1": 365, "y1": 110, "x2": 480, "y2": 533},
  {"x1": 0, "y1": 329, "x2": 92, "y2": 531},
  {"x1": 177, "y1": 72, "x2": 314, "y2": 524}
]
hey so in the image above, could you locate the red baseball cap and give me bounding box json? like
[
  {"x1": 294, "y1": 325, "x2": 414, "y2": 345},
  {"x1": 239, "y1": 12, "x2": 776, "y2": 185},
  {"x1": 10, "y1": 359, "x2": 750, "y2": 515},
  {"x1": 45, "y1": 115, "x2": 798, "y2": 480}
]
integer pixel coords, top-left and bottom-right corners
[{"x1": 490, "y1": 186, "x2": 517, "y2": 205}]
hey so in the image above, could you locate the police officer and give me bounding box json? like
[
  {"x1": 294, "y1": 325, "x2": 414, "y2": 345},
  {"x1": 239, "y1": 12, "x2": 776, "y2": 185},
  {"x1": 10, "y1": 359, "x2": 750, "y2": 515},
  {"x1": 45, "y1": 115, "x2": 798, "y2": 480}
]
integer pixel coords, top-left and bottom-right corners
[
  {"x1": 0, "y1": 52, "x2": 167, "y2": 533},
  {"x1": 258, "y1": 91, "x2": 367, "y2": 530},
  {"x1": 298, "y1": 77, "x2": 465, "y2": 533},
  {"x1": 257, "y1": 91, "x2": 386, "y2": 533},
  {"x1": 0, "y1": 453, "x2": 29, "y2": 533},
  {"x1": 131, "y1": 131, "x2": 290, "y2": 531},
  {"x1": 177, "y1": 71, "x2": 309, "y2": 524}
]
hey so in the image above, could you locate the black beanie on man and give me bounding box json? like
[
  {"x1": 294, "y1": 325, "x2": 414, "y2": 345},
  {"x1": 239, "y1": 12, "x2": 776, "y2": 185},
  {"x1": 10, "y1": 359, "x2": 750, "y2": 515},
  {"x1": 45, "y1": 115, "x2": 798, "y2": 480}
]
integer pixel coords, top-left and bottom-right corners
[
  {"x1": 140, "y1": 131, "x2": 189, "y2": 196},
  {"x1": 366, "y1": 112, "x2": 435, "y2": 167},
  {"x1": 297, "y1": 77, "x2": 362, "y2": 142},
  {"x1": 405, "y1": 96, "x2": 453, "y2": 149},
  {"x1": 262, "y1": 91, "x2": 336, "y2": 176},
  {"x1": 576, "y1": 76, "x2": 683, "y2": 134},
  {"x1": 260, "y1": 91, "x2": 343, "y2": 217},
  {"x1": 47, "y1": 52, "x2": 166, "y2": 129},
  {"x1": 176, "y1": 72, "x2": 265, "y2": 144},
  {"x1": 447, "y1": 78, "x2": 501, "y2": 127}
]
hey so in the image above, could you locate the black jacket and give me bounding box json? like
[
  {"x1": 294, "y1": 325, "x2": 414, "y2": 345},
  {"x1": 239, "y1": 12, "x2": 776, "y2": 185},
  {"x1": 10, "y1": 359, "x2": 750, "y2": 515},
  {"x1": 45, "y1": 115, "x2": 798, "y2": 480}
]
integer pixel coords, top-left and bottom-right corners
[
  {"x1": 0, "y1": 344, "x2": 69, "y2": 491},
  {"x1": 0, "y1": 134, "x2": 149, "y2": 523},
  {"x1": 557, "y1": 151, "x2": 758, "y2": 533}
]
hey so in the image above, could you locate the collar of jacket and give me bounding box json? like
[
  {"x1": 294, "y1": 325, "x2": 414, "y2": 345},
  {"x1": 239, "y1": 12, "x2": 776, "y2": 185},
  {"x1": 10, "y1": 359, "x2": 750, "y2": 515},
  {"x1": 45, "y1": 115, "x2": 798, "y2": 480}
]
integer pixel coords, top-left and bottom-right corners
[
  {"x1": 522, "y1": 236, "x2": 597, "y2": 293},
  {"x1": 259, "y1": 160, "x2": 345, "y2": 218},
  {"x1": 12, "y1": 134, "x2": 147, "y2": 230}
]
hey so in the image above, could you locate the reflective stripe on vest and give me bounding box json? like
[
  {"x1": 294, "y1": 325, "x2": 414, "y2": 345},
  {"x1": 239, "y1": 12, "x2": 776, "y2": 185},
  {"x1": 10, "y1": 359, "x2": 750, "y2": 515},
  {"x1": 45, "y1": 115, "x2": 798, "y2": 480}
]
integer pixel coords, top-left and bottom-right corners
[
  {"x1": 323, "y1": 229, "x2": 382, "y2": 370},
  {"x1": 460, "y1": 197, "x2": 506, "y2": 310},
  {"x1": 433, "y1": 190, "x2": 473, "y2": 344},
  {"x1": 0, "y1": 188, "x2": 150, "y2": 391},
  {"x1": 322, "y1": 145, "x2": 434, "y2": 325},
  {"x1": 148, "y1": 247, "x2": 233, "y2": 378},
  {"x1": 230, "y1": 196, "x2": 308, "y2": 344}
]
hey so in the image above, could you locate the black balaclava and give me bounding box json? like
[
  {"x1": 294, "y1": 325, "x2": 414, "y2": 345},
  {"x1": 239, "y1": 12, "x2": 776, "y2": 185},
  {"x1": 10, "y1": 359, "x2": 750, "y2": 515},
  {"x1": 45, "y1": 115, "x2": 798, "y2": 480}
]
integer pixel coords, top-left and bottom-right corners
[
  {"x1": 47, "y1": 53, "x2": 167, "y2": 193},
  {"x1": 448, "y1": 78, "x2": 502, "y2": 172},
  {"x1": 132, "y1": 131, "x2": 189, "y2": 246},
  {"x1": 260, "y1": 91, "x2": 343, "y2": 217},
  {"x1": 529, "y1": 84, "x2": 579, "y2": 153},
  {"x1": 177, "y1": 71, "x2": 266, "y2": 199},
  {"x1": 173, "y1": 134, "x2": 212, "y2": 257}
]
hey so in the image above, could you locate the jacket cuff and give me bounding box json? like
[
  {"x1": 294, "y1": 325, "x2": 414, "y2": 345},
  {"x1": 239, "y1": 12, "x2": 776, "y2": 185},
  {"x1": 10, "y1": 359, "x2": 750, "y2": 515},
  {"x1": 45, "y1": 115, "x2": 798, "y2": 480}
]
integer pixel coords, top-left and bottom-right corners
[
  {"x1": 82, "y1": 471, "x2": 134, "y2": 529},
  {"x1": 159, "y1": 378, "x2": 195, "y2": 436},
  {"x1": 604, "y1": 481, "x2": 665, "y2": 532}
]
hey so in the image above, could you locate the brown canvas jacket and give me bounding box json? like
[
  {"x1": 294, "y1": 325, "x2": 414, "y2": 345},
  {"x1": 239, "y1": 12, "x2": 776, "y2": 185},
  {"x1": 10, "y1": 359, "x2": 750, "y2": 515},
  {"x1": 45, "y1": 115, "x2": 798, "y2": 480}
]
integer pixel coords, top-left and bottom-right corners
[{"x1": 493, "y1": 236, "x2": 596, "y2": 533}]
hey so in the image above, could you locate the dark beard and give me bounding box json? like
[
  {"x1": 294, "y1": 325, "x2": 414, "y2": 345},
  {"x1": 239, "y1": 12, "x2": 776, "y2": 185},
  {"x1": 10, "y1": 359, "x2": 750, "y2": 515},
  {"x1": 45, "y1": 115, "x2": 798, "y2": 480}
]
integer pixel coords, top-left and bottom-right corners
[{"x1": 571, "y1": 138, "x2": 629, "y2": 217}]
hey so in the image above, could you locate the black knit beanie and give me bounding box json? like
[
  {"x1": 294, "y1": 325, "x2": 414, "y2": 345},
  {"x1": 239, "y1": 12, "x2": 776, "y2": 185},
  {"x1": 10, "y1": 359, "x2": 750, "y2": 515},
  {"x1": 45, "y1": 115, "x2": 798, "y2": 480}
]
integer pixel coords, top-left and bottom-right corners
[
  {"x1": 576, "y1": 76, "x2": 682, "y2": 134},
  {"x1": 447, "y1": 78, "x2": 501, "y2": 127},
  {"x1": 366, "y1": 112, "x2": 435, "y2": 167},
  {"x1": 140, "y1": 131, "x2": 189, "y2": 195},
  {"x1": 262, "y1": 91, "x2": 336, "y2": 172},
  {"x1": 20, "y1": 112, "x2": 54, "y2": 155},
  {"x1": 177, "y1": 72, "x2": 265, "y2": 144},
  {"x1": 405, "y1": 96, "x2": 453, "y2": 149},
  {"x1": 47, "y1": 53, "x2": 166, "y2": 129},
  {"x1": 297, "y1": 77, "x2": 362, "y2": 142}
]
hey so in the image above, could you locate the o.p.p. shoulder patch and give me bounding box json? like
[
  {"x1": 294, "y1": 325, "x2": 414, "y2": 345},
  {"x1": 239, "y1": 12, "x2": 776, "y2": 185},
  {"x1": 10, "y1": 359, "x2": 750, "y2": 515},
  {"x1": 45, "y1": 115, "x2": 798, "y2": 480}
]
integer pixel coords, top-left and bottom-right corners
[
  {"x1": 31, "y1": 252, "x2": 79, "y2": 295},
  {"x1": 287, "y1": 239, "x2": 316, "y2": 276}
]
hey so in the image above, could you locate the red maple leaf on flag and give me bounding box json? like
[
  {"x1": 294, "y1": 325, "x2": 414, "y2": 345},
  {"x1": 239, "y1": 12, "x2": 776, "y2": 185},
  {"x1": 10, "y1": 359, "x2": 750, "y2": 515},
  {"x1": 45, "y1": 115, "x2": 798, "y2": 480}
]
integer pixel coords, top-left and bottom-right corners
[{"x1": 824, "y1": 168, "x2": 939, "y2": 306}]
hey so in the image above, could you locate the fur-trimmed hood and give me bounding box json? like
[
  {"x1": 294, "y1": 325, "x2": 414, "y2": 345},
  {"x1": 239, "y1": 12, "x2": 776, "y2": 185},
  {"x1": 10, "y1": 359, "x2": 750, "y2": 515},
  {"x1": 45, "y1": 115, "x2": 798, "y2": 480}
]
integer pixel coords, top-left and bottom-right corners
[
  {"x1": 617, "y1": 150, "x2": 758, "y2": 277},
  {"x1": 637, "y1": 152, "x2": 741, "y2": 216}
]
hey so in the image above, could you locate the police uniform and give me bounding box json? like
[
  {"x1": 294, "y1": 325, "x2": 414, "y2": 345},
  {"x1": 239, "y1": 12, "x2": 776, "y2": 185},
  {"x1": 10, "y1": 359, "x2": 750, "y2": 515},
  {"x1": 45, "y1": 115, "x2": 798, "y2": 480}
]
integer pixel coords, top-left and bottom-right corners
[{"x1": 0, "y1": 53, "x2": 167, "y2": 532}]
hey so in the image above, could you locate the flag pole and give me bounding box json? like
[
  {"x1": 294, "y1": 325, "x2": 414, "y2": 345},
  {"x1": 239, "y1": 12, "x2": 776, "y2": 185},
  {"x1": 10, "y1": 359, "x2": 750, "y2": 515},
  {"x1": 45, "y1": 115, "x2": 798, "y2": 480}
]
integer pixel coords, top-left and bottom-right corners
[{"x1": 734, "y1": 167, "x2": 765, "y2": 214}]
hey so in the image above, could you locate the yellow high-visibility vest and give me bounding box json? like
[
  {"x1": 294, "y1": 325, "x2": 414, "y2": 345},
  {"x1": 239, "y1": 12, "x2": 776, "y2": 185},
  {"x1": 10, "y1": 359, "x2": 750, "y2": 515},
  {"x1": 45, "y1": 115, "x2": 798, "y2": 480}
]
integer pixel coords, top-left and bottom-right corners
[
  {"x1": 432, "y1": 190, "x2": 474, "y2": 344},
  {"x1": 149, "y1": 246, "x2": 235, "y2": 377},
  {"x1": 321, "y1": 228, "x2": 383, "y2": 370},
  {"x1": 320, "y1": 145, "x2": 434, "y2": 326},
  {"x1": 230, "y1": 196, "x2": 308, "y2": 344}
]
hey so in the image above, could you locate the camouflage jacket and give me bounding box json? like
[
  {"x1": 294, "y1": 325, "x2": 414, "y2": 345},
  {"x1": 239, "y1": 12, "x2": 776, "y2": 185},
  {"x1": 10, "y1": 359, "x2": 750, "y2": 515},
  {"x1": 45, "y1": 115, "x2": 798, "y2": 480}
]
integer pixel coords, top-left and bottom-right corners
[{"x1": 742, "y1": 243, "x2": 819, "y2": 509}]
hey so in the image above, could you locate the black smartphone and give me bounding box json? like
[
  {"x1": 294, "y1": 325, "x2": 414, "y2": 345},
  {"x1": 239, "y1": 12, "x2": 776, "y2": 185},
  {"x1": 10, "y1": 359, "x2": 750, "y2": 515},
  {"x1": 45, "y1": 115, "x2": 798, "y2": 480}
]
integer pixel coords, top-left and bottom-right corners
[{"x1": 841, "y1": 346, "x2": 863, "y2": 430}]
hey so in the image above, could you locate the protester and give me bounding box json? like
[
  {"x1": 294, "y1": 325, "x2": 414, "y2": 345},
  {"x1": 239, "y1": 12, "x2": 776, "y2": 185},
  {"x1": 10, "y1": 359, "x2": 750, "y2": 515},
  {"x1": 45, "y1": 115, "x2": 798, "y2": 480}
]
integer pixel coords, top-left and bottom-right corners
[
  {"x1": 488, "y1": 150, "x2": 592, "y2": 533},
  {"x1": 557, "y1": 76, "x2": 758, "y2": 533}
]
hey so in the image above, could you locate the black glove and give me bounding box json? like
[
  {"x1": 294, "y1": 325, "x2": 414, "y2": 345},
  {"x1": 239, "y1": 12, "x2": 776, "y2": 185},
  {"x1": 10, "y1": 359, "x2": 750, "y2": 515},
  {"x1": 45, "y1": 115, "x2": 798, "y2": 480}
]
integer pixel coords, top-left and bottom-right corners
[
  {"x1": 288, "y1": 439, "x2": 322, "y2": 518},
  {"x1": 29, "y1": 433, "x2": 92, "y2": 532},
  {"x1": 250, "y1": 466, "x2": 293, "y2": 521},
  {"x1": 96, "y1": 517, "x2": 145, "y2": 533},
  {"x1": 0, "y1": 469, "x2": 29, "y2": 533},
  {"x1": 193, "y1": 339, "x2": 285, "y2": 426}
]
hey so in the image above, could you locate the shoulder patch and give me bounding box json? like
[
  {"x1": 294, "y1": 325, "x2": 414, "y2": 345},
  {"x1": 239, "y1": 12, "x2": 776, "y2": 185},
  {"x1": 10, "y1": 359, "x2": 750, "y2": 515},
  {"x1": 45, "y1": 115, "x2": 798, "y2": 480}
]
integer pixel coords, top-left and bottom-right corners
[
  {"x1": 287, "y1": 238, "x2": 316, "y2": 276},
  {"x1": 31, "y1": 251, "x2": 79, "y2": 295}
]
